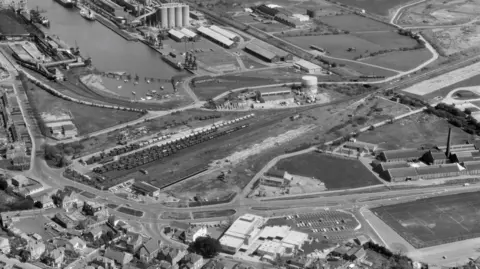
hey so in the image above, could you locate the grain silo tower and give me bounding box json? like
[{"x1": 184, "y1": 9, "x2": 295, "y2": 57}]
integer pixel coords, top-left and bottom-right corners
[
  {"x1": 175, "y1": 5, "x2": 183, "y2": 27},
  {"x1": 301, "y1": 75, "x2": 318, "y2": 95},
  {"x1": 168, "y1": 6, "x2": 175, "y2": 28},
  {"x1": 182, "y1": 5, "x2": 189, "y2": 27},
  {"x1": 160, "y1": 7, "x2": 168, "y2": 28}
]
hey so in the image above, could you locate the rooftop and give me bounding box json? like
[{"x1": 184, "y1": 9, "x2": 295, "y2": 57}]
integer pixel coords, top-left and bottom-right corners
[
  {"x1": 415, "y1": 164, "x2": 460, "y2": 175},
  {"x1": 245, "y1": 42, "x2": 277, "y2": 60},
  {"x1": 209, "y1": 25, "x2": 237, "y2": 40},
  {"x1": 197, "y1": 26, "x2": 234, "y2": 47},
  {"x1": 294, "y1": 59, "x2": 321, "y2": 70},
  {"x1": 382, "y1": 148, "x2": 427, "y2": 160},
  {"x1": 387, "y1": 167, "x2": 418, "y2": 178}
]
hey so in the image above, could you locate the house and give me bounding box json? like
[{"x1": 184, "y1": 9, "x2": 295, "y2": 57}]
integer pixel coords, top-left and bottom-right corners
[
  {"x1": 35, "y1": 192, "x2": 56, "y2": 209},
  {"x1": 83, "y1": 202, "x2": 106, "y2": 216},
  {"x1": 201, "y1": 260, "x2": 226, "y2": 269},
  {"x1": 286, "y1": 256, "x2": 312, "y2": 269},
  {"x1": 67, "y1": 237, "x2": 86, "y2": 252},
  {"x1": 0, "y1": 237, "x2": 10, "y2": 254},
  {"x1": 184, "y1": 226, "x2": 207, "y2": 244},
  {"x1": 86, "y1": 226, "x2": 103, "y2": 241},
  {"x1": 158, "y1": 245, "x2": 187, "y2": 267},
  {"x1": 125, "y1": 232, "x2": 143, "y2": 253},
  {"x1": 47, "y1": 247, "x2": 65, "y2": 268},
  {"x1": 179, "y1": 253, "x2": 203, "y2": 269},
  {"x1": 53, "y1": 212, "x2": 77, "y2": 229},
  {"x1": 61, "y1": 191, "x2": 79, "y2": 208},
  {"x1": 17, "y1": 184, "x2": 44, "y2": 198},
  {"x1": 26, "y1": 240, "x2": 45, "y2": 260},
  {"x1": 355, "y1": 235, "x2": 370, "y2": 246},
  {"x1": 139, "y1": 239, "x2": 162, "y2": 263},
  {"x1": 104, "y1": 247, "x2": 133, "y2": 265},
  {"x1": 153, "y1": 260, "x2": 173, "y2": 269},
  {"x1": 11, "y1": 175, "x2": 29, "y2": 187}
]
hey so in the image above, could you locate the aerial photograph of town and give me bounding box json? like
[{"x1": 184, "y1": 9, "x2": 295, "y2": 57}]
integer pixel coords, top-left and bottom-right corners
[{"x1": 3, "y1": 0, "x2": 480, "y2": 268}]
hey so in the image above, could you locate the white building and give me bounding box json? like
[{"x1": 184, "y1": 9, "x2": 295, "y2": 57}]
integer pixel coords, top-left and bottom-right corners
[
  {"x1": 219, "y1": 214, "x2": 265, "y2": 254},
  {"x1": 292, "y1": 14, "x2": 310, "y2": 22},
  {"x1": 294, "y1": 60, "x2": 322, "y2": 74}
]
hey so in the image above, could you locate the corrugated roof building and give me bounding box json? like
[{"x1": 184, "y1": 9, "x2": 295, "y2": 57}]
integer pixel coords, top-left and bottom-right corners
[
  {"x1": 379, "y1": 148, "x2": 427, "y2": 162},
  {"x1": 386, "y1": 163, "x2": 465, "y2": 182},
  {"x1": 209, "y1": 25, "x2": 239, "y2": 41},
  {"x1": 179, "y1": 28, "x2": 197, "y2": 38},
  {"x1": 421, "y1": 150, "x2": 449, "y2": 165},
  {"x1": 386, "y1": 167, "x2": 418, "y2": 182},
  {"x1": 197, "y1": 26, "x2": 234, "y2": 48},
  {"x1": 244, "y1": 43, "x2": 279, "y2": 63},
  {"x1": 294, "y1": 59, "x2": 322, "y2": 74}
]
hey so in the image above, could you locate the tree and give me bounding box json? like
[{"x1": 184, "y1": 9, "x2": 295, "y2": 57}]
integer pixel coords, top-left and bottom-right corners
[
  {"x1": 34, "y1": 201, "x2": 43, "y2": 208},
  {"x1": 0, "y1": 178, "x2": 8, "y2": 191},
  {"x1": 188, "y1": 236, "x2": 221, "y2": 258}
]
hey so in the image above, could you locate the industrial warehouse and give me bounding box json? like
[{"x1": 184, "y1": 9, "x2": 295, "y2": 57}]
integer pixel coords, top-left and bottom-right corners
[
  {"x1": 374, "y1": 128, "x2": 480, "y2": 182},
  {"x1": 244, "y1": 39, "x2": 293, "y2": 63},
  {"x1": 196, "y1": 26, "x2": 235, "y2": 48}
]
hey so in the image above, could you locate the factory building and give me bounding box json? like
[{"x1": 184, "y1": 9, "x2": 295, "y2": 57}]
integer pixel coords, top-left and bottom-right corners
[
  {"x1": 254, "y1": 4, "x2": 279, "y2": 17},
  {"x1": 196, "y1": 26, "x2": 234, "y2": 48},
  {"x1": 93, "y1": 0, "x2": 126, "y2": 18},
  {"x1": 421, "y1": 150, "x2": 449, "y2": 165},
  {"x1": 189, "y1": 10, "x2": 204, "y2": 20},
  {"x1": 244, "y1": 43, "x2": 279, "y2": 63},
  {"x1": 209, "y1": 25, "x2": 239, "y2": 41},
  {"x1": 168, "y1": 29, "x2": 187, "y2": 42},
  {"x1": 147, "y1": 3, "x2": 190, "y2": 29},
  {"x1": 378, "y1": 148, "x2": 427, "y2": 162},
  {"x1": 220, "y1": 214, "x2": 265, "y2": 254},
  {"x1": 294, "y1": 59, "x2": 322, "y2": 74},
  {"x1": 385, "y1": 163, "x2": 466, "y2": 182},
  {"x1": 131, "y1": 181, "x2": 160, "y2": 196}
]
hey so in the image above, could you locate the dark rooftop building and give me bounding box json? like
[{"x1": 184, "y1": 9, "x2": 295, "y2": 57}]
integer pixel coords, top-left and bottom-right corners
[
  {"x1": 421, "y1": 150, "x2": 449, "y2": 165},
  {"x1": 379, "y1": 148, "x2": 427, "y2": 162},
  {"x1": 244, "y1": 43, "x2": 279, "y2": 63},
  {"x1": 131, "y1": 181, "x2": 160, "y2": 196}
]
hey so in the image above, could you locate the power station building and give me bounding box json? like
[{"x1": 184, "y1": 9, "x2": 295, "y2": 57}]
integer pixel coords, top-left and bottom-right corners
[{"x1": 147, "y1": 3, "x2": 190, "y2": 29}]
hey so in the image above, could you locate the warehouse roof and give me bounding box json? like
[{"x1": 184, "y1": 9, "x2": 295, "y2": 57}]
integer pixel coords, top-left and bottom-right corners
[
  {"x1": 387, "y1": 167, "x2": 418, "y2": 179},
  {"x1": 294, "y1": 59, "x2": 321, "y2": 70},
  {"x1": 180, "y1": 28, "x2": 197, "y2": 38},
  {"x1": 245, "y1": 43, "x2": 277, "y2": 60},
  {"x1": 426, "y1": 150, "x2": 448, "y2": 160},
  {"x1": 438, "y1": 144, "x2": 476, "y2": 151},
  {"x1": 416, "y1": 164, "x2": 460, "y2": 176},
  {"x1": 197, "y1": 26, "x2": 234, "y2": 47},
  {"x1": 251, "y1": 39, "x2": 289, "y2": 57},
  {"x1": 210, "y1": 25, "x2": 237, "y2": 40},
  {"x1": 379, "y1": 162, "x2": 410, "y2": 172},
  {"x1": 463, "y1": 161, "x2": 480, "y2": 171},
  {"x1": 168, "y1": 29, "x2": 186, "y2": 40},
  {"x1": 132, "y1": 181, "x2": 159, "y2": 194},
  {"x1": 381, "y1": 149, "x2": 426, "y2": 161}
]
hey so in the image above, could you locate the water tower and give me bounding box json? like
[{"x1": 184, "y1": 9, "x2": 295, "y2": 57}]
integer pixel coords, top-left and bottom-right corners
[{"x1": 301, "y1": 75, "x2": 318, "y2": 95}]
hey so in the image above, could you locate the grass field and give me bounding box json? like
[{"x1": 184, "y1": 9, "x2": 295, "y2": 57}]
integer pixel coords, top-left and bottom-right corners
[
  {"x1": 27, "y1": 82, "x2": 144, "y2": 135},
  {"x1": 334, "y1": 0, "x2": 413, "y2": 16},
  {"x1": 362, "y1": 49, "x2": 432, "y2": 71},
  {"x1": 372, "y1": 191, "x2": 480, "y2": 248},
  {"x1": 357, "y1": 113, "x2": 470, "y2": 150},
  {"x1": 273, "y1": 153, "x2": 381, "y2": 189},
  {"x1": 332, "y1": 58, "x2": 399, "y2": 77},
  {"x1": 192, "y1": 209, "x2": 236, "y2": 219},
  {"x1": 355, "y1": 31, "x2": 418, "y2": 50},
  {"x1": 250, "y1": 22, "x2": 291, "y2": 33},
  {"x1": 117, "y1": 206, "x2": 144, "y2": 217},
  {"x1": 320, "y1": 14, "x2": 394, "y2": 32}
]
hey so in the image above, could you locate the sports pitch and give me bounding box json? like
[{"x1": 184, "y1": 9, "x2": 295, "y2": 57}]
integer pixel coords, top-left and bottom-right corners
[{"x1": 372, "y1": 191, "x2": 480, "y2": 248}]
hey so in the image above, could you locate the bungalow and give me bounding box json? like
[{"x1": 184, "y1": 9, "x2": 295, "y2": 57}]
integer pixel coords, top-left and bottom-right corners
[
  {"x1": 46, "y1": 247, "x2": 65, "y2": 268},
  {"x1": 139, "y1": 239, "x2": 162, "y2": 263},
  {"x1": 179, "y1": 253, "x2": 203, "y2": 269},
  {"x1": 158, "y1": 245, "x2": 187, "y2": 267},
  {"x1": 0, "y1": 237, "x2": 10, "y2": 254},
  {"x1": 85, "y1": 226, "x2": 103, "y2": 241},
  {"x1": 67, "y1": 237, "x2": 86, "y2": 253},
  {"x1": 104, "y1": 247, "x2": 133, "y2": 265}
]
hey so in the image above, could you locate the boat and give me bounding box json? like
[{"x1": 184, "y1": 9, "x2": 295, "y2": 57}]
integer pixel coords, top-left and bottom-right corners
[
  {"x1": 53, "y1": 0, "x2": 74, "y2": 8},
  {"x1": 80, "y1": 8, "x2": 95, "y2": 21}
]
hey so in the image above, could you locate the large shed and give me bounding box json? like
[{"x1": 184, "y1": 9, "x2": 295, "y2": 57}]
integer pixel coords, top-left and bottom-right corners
[
  {"x1": 197, "y1": 26, "x2": 234, "y2": 48},
  {"x1": 244, "y1": 43, "x2": 279, "y2": 63}
]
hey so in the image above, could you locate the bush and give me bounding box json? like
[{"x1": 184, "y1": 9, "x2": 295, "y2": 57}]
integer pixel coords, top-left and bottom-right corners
[{"x1": 188, "y1": 237, "x2": 221, "y2": 258}]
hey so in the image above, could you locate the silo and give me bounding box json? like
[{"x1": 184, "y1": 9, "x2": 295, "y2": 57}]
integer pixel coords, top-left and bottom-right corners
[
  {"x1": 161, "y1": 7, "x2": 168, "y2": 29},
  {"x1": 175, "y1": 6, "x2": 183, "y2": 27},
  {"x1": 168, "y1": 6, "x2": 175, "y2": 28},
  {"x1": 182, "y1": 5, "x2": 189, "y2": 27},
  {"x1": 301, "y1": 75, "x2": 318, "y2": 95}
]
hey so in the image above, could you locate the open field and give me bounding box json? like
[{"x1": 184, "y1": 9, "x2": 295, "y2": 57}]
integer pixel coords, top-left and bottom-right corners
[
  {"x1": 14, "y1": 216, "x2": 57, "y2": 241},
  {"x1": 361, "y1": 49, "x2": 432, "y2": 71},
  {"x1": 423, "y1": 25, "x2": 480, "y2": 56},
  {"x1": 423, "y1": 74, "x2": 480, "y2": 101},
  {"x1": 117, "y1": 206, "x2": 144, "y2": 217},
  {"x1": 250, "y1": 22, "x2": 291, "y2": 33},
  {"x1": 331, "y1": 58, "x2": 400, "y2": 77},
  {"x1": 284, "y1": 32, "x2": 419, "y2": 61},
  {"x1": 372, "y1": 191, "x2": 480, "y2": 248},
  {"x1": 319, "y1": 14, "x2": 393, "y2": 32},
  {"x1": 402, "y1": 61, "x2": 480, "y2": 96},
  {"x1": 25, "y1": 80, "x2": 144, "y2": 135},
  {"x1": 357, "y1": 113, "x2": 470, "y2": 150},
  {"x1": 192, "y1": 209, "x2": 236, "y2": 219},
  {"x1": 334, "y1": 0, "x2": 414, "y2": 16},
  {"x1": 195, "y1": 49, "x2": 240, "y2": 72},
  {"x1": 273, "y1": 153, "x2": 380, "y2": 190},
  {"x1": 398, "y1": 0, "x2": 480, "y2": 26}
]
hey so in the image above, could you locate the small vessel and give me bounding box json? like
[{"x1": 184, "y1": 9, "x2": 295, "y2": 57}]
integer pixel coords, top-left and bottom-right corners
[
  {"x1": 146, "y1": 96, "x2": 153, "y2": 100},
  {"x1": 80, "y1": 8, "x2": 95, "y2": 21},
  {"x1": 117, "y1": 85, "x2": 122, "y2": 89},
  {"x1": 124, "y1": 79, "x2": 128, "y2": 83},
  {"x1": 146, "y1": 79, "x2": 151, "y2": 84}
]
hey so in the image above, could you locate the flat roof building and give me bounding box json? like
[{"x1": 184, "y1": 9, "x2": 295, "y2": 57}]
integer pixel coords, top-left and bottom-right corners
[
  {"x1": 179, "y1": 28, "x2": 197, "y2": 38},
  {"x1": 197, "y1": 26, "x2": 234, "y2": 48},
  {"x1": 219, "y1": 214, "x2": 265, "y2": 254},
  {"x1": 168, "y1": 29, "x2": 186, "y2": 42},
  {"x1": 294, "y1": 59, "x2": 322, "y2": 74}
]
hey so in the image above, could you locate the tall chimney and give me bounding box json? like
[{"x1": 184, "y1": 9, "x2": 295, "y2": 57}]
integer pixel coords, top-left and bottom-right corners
[{"x1": 446, "y1": 127, "x2": 452, "y2": 157}]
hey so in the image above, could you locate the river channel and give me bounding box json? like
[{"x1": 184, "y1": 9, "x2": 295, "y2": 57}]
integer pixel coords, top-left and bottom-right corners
[{"x1": 31, "y1": 0, "x2": 185, "y2": 99}]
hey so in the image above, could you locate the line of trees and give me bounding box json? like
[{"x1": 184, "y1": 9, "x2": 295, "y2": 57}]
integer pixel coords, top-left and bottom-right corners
[{"x1": 425, "y1": 103, "x2": 480, "y2": 135}]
